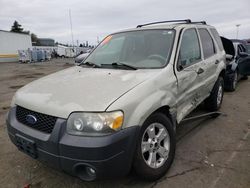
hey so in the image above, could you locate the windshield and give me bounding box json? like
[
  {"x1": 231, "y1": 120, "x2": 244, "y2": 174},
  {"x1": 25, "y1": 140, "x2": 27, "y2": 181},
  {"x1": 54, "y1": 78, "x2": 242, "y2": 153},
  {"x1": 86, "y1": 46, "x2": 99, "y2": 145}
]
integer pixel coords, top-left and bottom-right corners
[{"x1": 83, "y1": 29, "x2": 175, "y2": 69}]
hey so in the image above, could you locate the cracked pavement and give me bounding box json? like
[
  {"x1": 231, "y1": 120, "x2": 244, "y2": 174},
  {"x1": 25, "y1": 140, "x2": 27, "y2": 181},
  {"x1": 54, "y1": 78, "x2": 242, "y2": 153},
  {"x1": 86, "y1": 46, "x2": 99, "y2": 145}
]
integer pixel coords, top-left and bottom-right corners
[{"x1": 0, "y1": 60, "x2": 249, "y2": 188}]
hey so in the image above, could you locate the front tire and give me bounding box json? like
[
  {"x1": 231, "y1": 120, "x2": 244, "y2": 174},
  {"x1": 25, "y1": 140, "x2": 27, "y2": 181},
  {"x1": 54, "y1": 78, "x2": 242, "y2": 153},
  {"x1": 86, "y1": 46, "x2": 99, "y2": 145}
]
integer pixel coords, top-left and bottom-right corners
[
  {"x1": 225, "y1": 71, "x2": 238, "y2": 92},
  {"x1": 133, "y1": 113, "x2": 175, "y2": 181},
  {"x1": 205, "y1": 77, "x2": 224, "y2": 111}
]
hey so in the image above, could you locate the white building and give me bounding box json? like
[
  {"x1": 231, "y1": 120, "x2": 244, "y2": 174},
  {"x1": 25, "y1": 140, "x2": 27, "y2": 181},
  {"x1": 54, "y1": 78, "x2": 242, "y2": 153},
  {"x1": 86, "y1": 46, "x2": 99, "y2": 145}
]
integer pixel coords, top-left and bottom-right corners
[{"x1": 0, "y1": 30, "x2": 32, "y2": 62}]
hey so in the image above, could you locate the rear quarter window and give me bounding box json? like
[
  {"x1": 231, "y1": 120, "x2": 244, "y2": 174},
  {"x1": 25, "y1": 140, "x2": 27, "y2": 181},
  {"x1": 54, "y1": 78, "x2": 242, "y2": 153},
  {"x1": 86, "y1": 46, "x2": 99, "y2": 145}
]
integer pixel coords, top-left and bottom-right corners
[{"x1": 198, "y1": 28, "x2": 216, "y2": 59}]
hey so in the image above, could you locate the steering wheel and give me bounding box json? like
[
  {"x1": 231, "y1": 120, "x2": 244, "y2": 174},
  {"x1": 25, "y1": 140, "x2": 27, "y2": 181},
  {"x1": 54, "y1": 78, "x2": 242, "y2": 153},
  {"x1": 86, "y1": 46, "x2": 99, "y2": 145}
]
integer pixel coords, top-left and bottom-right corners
[{"x1": 147, "y1": 54, "x2": 166, "y2": 64}]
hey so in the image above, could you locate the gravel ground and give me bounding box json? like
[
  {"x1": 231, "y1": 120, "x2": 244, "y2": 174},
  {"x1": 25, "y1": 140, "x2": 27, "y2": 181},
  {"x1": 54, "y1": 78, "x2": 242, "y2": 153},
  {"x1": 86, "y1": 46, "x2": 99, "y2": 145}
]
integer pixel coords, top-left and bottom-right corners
[{"x1": 0, "y1": 59, "x2": 249, "y2": 188}]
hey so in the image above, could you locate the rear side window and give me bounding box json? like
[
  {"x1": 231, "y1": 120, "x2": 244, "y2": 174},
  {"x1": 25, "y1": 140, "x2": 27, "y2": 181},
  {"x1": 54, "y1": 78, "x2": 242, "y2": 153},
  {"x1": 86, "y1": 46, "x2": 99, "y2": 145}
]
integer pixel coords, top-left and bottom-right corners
[
  {"x1": 198, "y1": 29, "x2": 216, "y2": 59},
  {"x1": 178, "y1": 29, "x2": 201, "y2": 67},
  {"x1": 210, "y1": 28, "x2": 224, "y2": 51}
]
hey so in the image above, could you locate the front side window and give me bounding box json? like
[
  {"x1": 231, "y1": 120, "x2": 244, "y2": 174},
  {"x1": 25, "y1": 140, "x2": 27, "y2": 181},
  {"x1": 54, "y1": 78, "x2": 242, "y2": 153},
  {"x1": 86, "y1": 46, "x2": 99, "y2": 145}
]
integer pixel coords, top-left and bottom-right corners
[
  {"x1": 83, "y1": 30, "x2": 175, "y2": 69},
  {"x1": 178, "y1": 29, "x2": 201, "y2": 68},
  {"x1": 198, "y1": 28, "x2": 216, "y2": 59}
]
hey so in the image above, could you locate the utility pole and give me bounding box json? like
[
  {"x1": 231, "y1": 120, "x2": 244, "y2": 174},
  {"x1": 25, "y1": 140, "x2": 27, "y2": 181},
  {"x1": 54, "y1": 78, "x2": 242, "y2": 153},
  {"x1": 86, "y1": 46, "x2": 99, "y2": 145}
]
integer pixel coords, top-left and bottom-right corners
[
  {"x1": 69, "y1": 9, "x2": 75, "y2": 50},
  {"x1": 236, "y1": 24, "x2": 241, "y2": 39}
]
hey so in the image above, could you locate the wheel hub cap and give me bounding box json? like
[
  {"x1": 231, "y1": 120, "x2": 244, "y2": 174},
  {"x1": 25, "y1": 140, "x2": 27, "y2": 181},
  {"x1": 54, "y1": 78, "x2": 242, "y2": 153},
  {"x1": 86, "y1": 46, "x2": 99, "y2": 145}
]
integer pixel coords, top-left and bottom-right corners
[
  {"x1": 217, "y1": 85, "x2": 223, "y2": 106},
  {"x1": 141, "y1": 123, "x2": 170, "y2": 169}
]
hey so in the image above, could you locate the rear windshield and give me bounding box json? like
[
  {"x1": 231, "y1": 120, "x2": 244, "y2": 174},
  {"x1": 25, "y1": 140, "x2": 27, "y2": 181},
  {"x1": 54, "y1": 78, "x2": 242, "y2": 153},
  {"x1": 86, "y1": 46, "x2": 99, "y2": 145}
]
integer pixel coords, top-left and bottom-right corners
[{"x1": 83, "y1": 29, "x2": 175, "y2": 69}]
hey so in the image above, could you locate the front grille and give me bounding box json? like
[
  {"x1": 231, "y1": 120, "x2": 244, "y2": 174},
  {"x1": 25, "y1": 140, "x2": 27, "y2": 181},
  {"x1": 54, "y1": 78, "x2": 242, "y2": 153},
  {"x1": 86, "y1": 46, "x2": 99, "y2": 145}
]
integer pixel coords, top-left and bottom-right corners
[{"x1": 16, "y1": 106, "x2": 57, "y2": 134}]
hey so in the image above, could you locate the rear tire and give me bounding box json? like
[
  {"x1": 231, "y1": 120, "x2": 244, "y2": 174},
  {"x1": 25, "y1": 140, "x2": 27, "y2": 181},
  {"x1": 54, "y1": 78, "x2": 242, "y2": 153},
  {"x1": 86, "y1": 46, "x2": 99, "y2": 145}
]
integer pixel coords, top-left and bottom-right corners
[
  {"x1": 205, "y1": 77, "x2": 224, "y2": 111},
  {"x1": 133, "y1": 113, "x2": 175, "y2": 181}
]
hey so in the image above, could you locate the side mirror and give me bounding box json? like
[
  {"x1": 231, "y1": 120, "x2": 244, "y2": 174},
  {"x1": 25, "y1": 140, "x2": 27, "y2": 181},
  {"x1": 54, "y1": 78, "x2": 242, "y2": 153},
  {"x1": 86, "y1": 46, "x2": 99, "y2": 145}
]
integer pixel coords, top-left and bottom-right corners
[{"x1": 239, "y1": 52, "x2": 248, "y2": 58}]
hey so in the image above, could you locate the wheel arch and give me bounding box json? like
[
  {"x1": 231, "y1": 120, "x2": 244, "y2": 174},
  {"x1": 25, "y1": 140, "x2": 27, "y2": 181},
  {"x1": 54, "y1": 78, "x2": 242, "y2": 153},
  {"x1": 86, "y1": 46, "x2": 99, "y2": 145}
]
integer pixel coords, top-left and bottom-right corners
[
  {"x1": 147, "y1": 105, "x2": 177, "y2": 132},
  {"x1": 219, "y1": 69, "x2": 226, "y2": 80}
]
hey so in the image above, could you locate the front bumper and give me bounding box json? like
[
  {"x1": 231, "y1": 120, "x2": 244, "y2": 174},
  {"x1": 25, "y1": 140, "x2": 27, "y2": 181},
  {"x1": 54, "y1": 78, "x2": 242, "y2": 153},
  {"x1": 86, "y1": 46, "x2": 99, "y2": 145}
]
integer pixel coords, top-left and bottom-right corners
[{"x1": 6, "y1": 107, "x2": 140, "y2": 180}]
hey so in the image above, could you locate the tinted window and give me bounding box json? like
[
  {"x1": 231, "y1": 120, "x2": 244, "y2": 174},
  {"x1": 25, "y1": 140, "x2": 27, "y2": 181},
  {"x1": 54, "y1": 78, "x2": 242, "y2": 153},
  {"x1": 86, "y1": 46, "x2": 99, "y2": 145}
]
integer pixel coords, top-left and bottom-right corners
[
  {"x1": 178, "y1": 29, "x2": 201, "y2": 67},
  {"x1": 237, "y1": 44, "x2": 247, "y2": 54},
  {"x1": 240, "y1": 44, "x2": 246, "y2": 52},
  {"x1": 238, "y1": 45, "x2": 243, "y2": 53},
  {"x1": 210, "y1": 28, "x2": 224, "y2": 51},
  {"x1": 199, "y1": 29, "x2": 216, "y2": 58},
  {"x1": 246, "y1": 44, "x2": 250, "y2": 54}
]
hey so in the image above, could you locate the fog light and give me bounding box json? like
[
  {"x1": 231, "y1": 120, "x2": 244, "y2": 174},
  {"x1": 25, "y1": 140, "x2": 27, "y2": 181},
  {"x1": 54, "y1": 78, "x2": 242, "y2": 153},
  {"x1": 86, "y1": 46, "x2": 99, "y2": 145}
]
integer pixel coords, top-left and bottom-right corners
[
  {"x1": 86, "y1": 167, "x2": 96, "y2": 176},
  {"x1": 74, "y1": 164, "x2": 97, "y2": 181}
]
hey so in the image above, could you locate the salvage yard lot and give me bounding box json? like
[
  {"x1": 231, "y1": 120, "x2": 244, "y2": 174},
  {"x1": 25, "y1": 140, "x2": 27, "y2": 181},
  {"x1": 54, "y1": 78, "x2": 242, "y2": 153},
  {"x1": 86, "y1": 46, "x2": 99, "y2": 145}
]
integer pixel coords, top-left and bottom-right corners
[{"x1": 0, "y1": 59, "x2": 249, "y2": 188}]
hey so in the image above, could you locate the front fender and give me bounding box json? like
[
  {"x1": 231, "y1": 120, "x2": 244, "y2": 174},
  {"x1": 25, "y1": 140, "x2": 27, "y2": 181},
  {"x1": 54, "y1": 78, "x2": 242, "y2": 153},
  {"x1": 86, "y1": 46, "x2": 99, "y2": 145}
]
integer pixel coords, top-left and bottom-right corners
[
  {"x1": 106, "y1": 70, "x2": 177, "y2": 128},
  {"x1": 128, "y1": 89, "x2": 177, "y2": 127}
]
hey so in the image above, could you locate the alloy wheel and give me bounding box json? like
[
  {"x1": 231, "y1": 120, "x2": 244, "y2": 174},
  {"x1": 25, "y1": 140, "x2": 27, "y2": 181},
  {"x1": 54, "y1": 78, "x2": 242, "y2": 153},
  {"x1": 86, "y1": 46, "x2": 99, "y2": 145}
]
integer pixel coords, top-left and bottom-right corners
[{"x1": 141, "y1": 123, "x2": 170, "y2": 169}]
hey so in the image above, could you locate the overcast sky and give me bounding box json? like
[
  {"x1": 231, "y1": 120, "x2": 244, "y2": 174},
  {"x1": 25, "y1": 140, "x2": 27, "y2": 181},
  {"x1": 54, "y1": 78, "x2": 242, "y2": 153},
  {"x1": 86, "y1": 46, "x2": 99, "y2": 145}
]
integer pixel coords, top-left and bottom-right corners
[{"x1": 0, "y1": 0, "x2": 249, "y2": 45}]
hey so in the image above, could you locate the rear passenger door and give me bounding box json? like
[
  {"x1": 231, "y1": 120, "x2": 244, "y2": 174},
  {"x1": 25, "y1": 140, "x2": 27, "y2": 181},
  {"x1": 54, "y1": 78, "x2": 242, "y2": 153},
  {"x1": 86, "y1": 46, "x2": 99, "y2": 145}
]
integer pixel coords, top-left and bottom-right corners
[
  {"x1": 198, "y1": 28, "x2": 219, "y2": 95},
  {"x1": 175, "y1": 28, "x2": 205, "y2": 122}
]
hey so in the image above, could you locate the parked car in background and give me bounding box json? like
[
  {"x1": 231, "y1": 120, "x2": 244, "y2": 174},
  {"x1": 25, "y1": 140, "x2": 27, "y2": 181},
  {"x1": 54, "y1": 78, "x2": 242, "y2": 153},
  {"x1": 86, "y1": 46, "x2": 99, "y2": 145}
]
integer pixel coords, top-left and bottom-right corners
[
  {"x1": 74, "y1": 52, "x2": 90, "y2": 64},
  {"x1": 57, "y1": 45, "x2": 76, "y2": 58},
  {"x1": 6, "y1": 19, "x2": 226, "y2": 181},
  {"x1": 222, "y1": 37, "x2": 250, "y2": 91}
]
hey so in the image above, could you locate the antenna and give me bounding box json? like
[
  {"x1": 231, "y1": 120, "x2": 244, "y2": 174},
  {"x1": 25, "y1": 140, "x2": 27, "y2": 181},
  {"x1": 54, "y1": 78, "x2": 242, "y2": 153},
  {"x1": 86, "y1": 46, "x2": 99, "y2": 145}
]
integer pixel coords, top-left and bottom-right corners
[{"x1": 69, "y1": 9, "x2": 75, "y2": 50}]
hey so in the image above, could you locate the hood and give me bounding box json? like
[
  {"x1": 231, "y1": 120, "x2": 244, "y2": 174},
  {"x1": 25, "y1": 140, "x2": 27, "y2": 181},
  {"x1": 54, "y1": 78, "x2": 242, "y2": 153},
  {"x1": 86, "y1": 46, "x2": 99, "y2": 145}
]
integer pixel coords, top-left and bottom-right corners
[
  {"x1": 221, "y1": 36, "x2": 235, "y2": 57},
  {"x1": 14, "y1": 66, "x2": 157, "y2": 118}
]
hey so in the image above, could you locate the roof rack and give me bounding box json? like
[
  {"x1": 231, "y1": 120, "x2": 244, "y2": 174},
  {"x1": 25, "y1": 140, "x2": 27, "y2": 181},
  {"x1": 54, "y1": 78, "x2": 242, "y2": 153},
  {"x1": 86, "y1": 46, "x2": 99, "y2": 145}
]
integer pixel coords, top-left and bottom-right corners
[
  {"x1": 136, "y1": 19, "x2": 192, "y2": 28},
  {"x1": 190, "y1": 21, "x2": 207, "y2": 25}
]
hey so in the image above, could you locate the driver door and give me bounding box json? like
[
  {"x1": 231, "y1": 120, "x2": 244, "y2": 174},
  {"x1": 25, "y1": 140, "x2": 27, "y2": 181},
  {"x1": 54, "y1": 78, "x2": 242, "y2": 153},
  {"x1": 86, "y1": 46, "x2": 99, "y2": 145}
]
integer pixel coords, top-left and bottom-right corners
[{"x1": 175, "y1": 28, "x2": 205, "y2": 122}]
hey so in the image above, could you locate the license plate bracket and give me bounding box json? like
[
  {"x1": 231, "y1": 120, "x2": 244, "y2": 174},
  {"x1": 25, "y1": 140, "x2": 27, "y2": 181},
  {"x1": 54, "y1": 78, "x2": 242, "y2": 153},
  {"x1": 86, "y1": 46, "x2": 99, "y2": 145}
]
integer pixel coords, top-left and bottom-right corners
[{"x1": 15, "y1": 134, "x2": 37, "y2": 159}]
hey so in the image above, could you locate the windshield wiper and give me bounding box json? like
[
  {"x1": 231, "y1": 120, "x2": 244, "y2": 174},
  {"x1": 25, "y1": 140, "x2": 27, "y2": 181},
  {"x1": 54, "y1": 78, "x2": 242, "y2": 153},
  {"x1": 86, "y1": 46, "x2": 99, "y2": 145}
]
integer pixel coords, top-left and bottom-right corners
[
  {"x1": 101, "y1": 62, "x2": 137, "y2": 70},
  {"x1": 112, "y1": 62, "x2": 138, "y2": 70},
  {"x1": 78, "y1": 61, "x2": 101, "y2": 68}
]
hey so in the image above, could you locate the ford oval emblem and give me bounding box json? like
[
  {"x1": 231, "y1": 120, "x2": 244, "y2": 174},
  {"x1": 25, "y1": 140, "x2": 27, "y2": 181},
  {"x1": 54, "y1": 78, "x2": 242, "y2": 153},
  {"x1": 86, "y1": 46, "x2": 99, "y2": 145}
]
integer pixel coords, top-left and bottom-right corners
[{"x1": 26, "y1": 115, "x2": 37, "y2": 125}]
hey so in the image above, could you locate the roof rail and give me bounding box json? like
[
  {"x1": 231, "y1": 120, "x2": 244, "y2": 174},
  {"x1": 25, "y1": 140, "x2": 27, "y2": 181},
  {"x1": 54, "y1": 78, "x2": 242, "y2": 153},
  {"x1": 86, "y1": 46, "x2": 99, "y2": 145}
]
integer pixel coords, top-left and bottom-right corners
[
  {"x1": 190, "y1": 21, "x2": 207, "y2": 25},
  {"x1": 136, "y1": 19, "x2": 192, "y2": 28}
]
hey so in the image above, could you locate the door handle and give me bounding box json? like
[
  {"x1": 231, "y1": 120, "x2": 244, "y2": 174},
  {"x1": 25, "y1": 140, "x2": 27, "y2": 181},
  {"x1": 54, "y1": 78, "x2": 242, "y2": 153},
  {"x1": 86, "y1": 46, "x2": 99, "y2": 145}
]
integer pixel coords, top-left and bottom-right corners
[
  {"x1": 215, "y1": 60, "x2": 219, "y2": 64},
  {"x1": 197, "y1": 68, "x2": 204, "y2": 75}
]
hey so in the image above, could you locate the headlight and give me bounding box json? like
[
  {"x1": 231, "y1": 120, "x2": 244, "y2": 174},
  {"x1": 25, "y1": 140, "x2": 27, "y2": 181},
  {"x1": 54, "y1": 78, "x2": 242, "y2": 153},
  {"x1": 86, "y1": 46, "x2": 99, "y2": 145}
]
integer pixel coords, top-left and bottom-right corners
[{"x1": 66, "y1": 111, "x2": 124, "y2": 136}]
